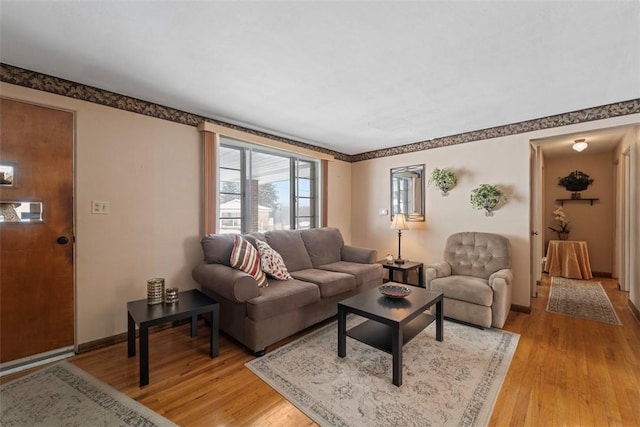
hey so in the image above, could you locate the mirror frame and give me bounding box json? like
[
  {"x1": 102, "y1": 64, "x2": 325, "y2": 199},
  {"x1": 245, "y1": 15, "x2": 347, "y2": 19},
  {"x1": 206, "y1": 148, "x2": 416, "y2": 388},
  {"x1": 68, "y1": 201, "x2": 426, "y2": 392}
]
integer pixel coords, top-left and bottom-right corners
[{"x1": 390, "y1": 164, "x2": 425, "y2": 222}]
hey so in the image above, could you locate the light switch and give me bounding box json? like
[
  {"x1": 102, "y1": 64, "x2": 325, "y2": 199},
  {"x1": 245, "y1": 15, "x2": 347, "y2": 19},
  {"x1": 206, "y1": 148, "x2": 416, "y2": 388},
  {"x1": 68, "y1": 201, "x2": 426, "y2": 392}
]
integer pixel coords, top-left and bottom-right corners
[
  {"x1": 92, "y1": 200, "x2": 110, "y2": 214},
  {"x1": 378, "y1": 208, "x2": 388, "y2": 216}
]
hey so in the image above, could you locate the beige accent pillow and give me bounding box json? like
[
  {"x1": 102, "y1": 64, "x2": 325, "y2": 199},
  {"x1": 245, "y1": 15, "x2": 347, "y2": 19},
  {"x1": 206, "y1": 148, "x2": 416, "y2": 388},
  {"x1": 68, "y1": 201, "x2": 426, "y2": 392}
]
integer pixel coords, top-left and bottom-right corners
[{"x1": 256, "y1": 240, "x2": 293, "y2": 280}]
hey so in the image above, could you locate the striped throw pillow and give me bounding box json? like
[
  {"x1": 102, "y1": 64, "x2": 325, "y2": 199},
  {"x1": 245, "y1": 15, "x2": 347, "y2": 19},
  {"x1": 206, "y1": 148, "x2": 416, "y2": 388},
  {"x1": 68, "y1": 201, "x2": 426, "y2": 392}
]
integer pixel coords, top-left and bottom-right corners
[{"x1": 230, "y1": 235, "x2": 268, "y2": 288}]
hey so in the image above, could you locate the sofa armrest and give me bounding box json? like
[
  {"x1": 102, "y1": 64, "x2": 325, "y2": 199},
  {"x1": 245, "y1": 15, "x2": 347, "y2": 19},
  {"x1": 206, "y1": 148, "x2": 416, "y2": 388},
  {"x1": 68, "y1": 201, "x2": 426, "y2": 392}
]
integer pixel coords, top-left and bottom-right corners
[
  {"x1": 488, "y1": 268, "x2": 513, "y2": 289},
  {"x1": 488, "y1": 268, "x2": 513, "y2": 328},
  {"x1": 425, "y1": 262, "x2": 452, "y2": 289},
  {"x1": 341, "y1": 245, "x2": 377, "y2": 264},
  {"x1": 192, "y1": 263, "x2": 260, "y2": 303}
]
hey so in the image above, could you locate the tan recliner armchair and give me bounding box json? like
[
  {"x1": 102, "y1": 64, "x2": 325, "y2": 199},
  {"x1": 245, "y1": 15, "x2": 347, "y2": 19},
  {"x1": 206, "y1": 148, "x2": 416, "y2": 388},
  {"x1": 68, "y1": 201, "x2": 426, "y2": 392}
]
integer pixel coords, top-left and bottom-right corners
[{"x1": 426, "y1": 232, "x2": 512, "y2": 328}]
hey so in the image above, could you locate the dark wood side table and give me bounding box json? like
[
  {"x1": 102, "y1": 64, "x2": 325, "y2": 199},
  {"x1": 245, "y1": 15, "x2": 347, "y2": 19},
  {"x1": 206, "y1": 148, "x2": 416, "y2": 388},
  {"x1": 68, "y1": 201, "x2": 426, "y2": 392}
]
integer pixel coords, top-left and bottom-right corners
[
  {"x1": 378, "y1": 260, "x2": 424, "y2": 287},
  {"x1": 127, "y1": 289, "x2": 219, "y2": 386}
]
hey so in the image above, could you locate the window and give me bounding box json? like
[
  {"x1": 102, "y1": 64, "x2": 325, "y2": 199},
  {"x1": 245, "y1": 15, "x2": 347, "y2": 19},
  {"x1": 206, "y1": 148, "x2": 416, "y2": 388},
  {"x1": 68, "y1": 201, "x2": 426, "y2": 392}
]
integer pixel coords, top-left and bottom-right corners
[{"x1": 218, "y1": 137, "x2": 320, "y2": 233}]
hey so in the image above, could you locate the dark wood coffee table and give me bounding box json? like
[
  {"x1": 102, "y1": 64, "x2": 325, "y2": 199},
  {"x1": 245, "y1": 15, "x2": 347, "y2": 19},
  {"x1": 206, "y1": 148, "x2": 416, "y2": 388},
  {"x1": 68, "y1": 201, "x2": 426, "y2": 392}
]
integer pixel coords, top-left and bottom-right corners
[
  {"x1": 338, "y1": 284, "x2": 443, "y2": 386},
  {"x1": 127, "y1": 289, "x2": 219, "y2": 386}
]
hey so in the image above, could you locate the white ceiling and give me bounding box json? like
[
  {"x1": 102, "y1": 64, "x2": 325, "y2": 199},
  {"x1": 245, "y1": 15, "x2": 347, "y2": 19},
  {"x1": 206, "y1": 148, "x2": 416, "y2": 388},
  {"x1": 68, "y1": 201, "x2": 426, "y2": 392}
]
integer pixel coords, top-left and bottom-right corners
[{"x1": 1, "y1": 1, "x2": 639, "y2": 156}]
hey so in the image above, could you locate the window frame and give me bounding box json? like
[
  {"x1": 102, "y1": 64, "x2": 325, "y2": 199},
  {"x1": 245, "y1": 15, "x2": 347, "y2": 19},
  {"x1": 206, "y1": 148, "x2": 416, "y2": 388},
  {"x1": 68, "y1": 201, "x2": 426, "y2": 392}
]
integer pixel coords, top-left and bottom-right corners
[{"x1": 218, "y1": 137, "x2": 321, "y2": 234}]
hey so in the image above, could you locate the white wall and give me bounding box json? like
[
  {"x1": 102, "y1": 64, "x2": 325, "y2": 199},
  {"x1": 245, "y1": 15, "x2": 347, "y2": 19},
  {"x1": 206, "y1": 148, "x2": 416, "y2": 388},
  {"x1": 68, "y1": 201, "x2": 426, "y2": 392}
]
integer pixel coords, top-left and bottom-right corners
[
  {"x1": 611, "y1": 126, "x2": 640, "y2": 301},
  {"x1": 351, "y1": 136, "x2": 532, "y2": 306},
  {"x1": 350, "y1": 115, "x2": 640, "y2": 310},
  {"x1": 327, "y1": 159, "x2": 352, "y2": 243},
  {"x1": 631, "y1": 127, "x2": 640, "y2": 311},
  {"x1": 75, "y1": 108, "x2": 204, "y2": 344}
]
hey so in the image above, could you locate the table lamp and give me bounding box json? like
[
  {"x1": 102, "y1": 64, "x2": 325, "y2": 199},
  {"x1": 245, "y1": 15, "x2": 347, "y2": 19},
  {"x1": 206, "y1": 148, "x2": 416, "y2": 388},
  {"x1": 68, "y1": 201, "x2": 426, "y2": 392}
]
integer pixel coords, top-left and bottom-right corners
[{"x1": 390, "y1": 213, "x2": 409, "y2": 264}]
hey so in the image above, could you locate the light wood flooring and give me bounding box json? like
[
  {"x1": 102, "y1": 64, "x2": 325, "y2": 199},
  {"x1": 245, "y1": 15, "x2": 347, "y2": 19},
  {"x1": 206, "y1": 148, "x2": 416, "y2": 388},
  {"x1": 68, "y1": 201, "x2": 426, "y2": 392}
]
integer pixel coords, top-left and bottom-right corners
[{"x1": 3, "y1": 276, "x2": 639, "y2": 426}]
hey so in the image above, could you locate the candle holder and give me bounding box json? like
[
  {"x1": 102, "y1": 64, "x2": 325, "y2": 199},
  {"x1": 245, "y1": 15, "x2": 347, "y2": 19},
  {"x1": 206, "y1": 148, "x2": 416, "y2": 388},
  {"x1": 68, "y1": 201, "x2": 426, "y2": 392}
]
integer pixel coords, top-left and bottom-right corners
[
  {"x1": 147, "y1": 278, "x2": 165, "y2": 305},
  {"x1": 165, "y1": 287, "x2": 179, "y2": 304}
]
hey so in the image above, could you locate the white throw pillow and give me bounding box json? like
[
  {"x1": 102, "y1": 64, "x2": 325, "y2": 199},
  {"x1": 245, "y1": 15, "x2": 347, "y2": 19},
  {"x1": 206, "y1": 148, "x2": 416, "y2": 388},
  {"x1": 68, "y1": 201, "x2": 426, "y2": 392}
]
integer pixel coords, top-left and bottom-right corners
[{"x1": 256, "y1": 239, "x2": 293, "y2": 280}]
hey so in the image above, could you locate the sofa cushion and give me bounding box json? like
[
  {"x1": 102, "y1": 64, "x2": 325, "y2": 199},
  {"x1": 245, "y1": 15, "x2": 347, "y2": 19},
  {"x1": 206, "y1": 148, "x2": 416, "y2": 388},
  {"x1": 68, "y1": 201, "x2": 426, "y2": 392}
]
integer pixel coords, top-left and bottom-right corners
[
  {"x1": 319, "y1": 261, "x2": 382, "y2": 287},
  {"x1": 430, "y1": 275, "x2": 493, "y2": 306},
  {"x1": 201, "y1": 232, "x2": 264, "y2": 266},
  {"x1": 246, "y1": 280, "x2": 321, "y2": 321},
  {"x1": 230, "y1": 235, "x2": 268, "y2": 288},
  {"x1": 244, "y1": 232, "x2": 265, "y2": 247},
  {"x1": 265, "y1": 230, "x2": 313, "y2": 272},
  {"x1": 300, "y1": 227, "x2": 344, "y2": 267},
  {"x1": 256, "y1": 240, "x2": 293, "y2": 280},
  {"x1": 290, "y1": 269, "x2": 355, "y2": 298},
  {"x1": 340, "y1": 245, "x2": 377, "y2": 264},
  {"x1": 201, "y1": 234, "x2": 236, "y2": 266}
]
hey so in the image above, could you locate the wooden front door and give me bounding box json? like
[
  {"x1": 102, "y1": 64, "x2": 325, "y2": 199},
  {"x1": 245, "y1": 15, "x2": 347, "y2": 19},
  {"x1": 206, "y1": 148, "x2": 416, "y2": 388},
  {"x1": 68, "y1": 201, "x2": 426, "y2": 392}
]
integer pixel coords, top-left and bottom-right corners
[{"x1": 0, "y1": 98, "x2": 74, "y2": 364}]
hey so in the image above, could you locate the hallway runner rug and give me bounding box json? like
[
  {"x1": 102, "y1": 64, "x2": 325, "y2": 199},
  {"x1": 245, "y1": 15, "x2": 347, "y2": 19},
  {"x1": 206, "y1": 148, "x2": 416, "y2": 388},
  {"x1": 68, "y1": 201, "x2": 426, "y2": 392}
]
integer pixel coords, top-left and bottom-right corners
[
  {"x1": 0, "y1": 361, "x2": 176, "y2": 426},
  {"x1": 547, "y1": 276, "x2": 622, "y2": 325},
  {"x1": 246, "y1": 316, "x2": 519, "y2": 427}
]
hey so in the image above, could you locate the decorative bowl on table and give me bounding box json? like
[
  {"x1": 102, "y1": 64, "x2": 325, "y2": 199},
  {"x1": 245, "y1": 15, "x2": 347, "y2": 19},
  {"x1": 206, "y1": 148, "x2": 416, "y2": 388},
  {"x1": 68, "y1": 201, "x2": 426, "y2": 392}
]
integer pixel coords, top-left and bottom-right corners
[{"x1": 379, "y1": 284, "x2": 411, "y2": 298}]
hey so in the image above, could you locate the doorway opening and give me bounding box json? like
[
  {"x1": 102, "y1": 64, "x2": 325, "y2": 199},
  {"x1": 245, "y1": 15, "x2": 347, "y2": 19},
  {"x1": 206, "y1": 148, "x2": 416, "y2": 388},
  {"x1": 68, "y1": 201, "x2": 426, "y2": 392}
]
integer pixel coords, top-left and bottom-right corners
[{"x1": 530, "y1": 124, "x2": 636, "y2": 296}]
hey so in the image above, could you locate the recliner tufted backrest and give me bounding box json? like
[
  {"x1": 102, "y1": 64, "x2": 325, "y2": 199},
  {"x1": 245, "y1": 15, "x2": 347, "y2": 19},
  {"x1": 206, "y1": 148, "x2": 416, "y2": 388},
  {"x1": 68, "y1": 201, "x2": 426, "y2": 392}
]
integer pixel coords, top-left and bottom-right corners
[{"x1": 443, "y1": 232, "x2": 511, "y2": 279}]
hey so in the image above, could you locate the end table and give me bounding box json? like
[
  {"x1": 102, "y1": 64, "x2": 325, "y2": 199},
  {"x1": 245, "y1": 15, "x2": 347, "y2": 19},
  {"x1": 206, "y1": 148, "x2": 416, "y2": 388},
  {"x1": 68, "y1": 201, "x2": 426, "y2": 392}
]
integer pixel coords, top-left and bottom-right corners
[
  {"x1": 127, "y1": 289, "x2": 219, "y2": 386},
  {"x1": 378, "y1": 260, "x2": 424, "y2": 287}
]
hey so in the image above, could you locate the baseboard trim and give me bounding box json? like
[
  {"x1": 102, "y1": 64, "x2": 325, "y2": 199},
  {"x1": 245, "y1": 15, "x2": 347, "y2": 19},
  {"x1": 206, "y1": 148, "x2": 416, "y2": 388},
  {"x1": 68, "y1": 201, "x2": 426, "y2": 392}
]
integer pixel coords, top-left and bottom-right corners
[
  {"x1": 511, "y1": 304, "x2": 531, "y2": 314},
  {"x1": 77, "y1": 332, "x2": 129, "y2": 354},
  {"x1": 592, "y1": 271, "x2": 612, "y2": 278},
  {"x1": 628, "y1": 299, "x2": 640, "y2": 324},
  {"x1": 77, "y1": 319, "x2": 191, "y2": 354}
]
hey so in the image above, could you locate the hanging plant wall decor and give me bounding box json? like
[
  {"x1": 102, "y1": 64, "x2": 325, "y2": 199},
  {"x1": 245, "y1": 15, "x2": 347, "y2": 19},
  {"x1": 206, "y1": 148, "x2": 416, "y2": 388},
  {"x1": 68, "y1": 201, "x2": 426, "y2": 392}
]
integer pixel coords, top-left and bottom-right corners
[
  {"x1": 470, "y1": 184, "x2": 507, "y2": 216},
  {"x1": 558, "y1": 170, "x2": 594, "y2": 199},
  {"x1": 429, "y1": 168, "x2": 457, "y2": 196}
]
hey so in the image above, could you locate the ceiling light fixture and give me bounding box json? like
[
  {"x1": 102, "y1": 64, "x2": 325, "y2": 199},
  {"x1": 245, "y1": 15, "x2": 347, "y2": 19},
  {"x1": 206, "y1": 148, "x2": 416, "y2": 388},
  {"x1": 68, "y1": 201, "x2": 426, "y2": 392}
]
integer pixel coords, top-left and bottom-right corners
[{"x1": 572, "y1": 139, "x2": 588, "y2": 152}]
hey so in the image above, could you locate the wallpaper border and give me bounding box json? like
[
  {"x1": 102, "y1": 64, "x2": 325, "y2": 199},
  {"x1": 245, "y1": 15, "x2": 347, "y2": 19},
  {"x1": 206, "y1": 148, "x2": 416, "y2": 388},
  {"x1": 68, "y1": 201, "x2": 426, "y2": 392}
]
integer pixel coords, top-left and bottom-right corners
[{"x1": 2, "y1": 63, "x2": 638, "y2": 163}]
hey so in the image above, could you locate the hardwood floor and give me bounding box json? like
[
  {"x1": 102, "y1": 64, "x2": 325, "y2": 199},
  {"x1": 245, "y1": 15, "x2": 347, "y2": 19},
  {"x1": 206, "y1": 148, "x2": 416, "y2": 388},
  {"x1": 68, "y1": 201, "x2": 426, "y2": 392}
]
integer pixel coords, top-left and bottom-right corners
[
  {"x1": 3, "y1": 276, "x2": 639, "y2": 426},
  {"x1": 490, "y1": 276, "x2": 640, "y2": 426}
]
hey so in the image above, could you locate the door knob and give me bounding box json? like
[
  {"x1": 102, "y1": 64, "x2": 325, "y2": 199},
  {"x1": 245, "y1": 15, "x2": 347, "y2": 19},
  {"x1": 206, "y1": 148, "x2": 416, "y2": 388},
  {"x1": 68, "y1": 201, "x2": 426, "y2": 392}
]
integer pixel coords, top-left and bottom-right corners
[{"x1": 57, "y1": 236, "x2": 70, "y2": 245}]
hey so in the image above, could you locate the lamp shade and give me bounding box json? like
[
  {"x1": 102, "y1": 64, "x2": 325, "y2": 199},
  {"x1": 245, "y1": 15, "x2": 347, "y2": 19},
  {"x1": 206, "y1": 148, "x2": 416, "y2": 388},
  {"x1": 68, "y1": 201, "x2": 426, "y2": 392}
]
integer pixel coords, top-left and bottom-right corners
[{"x1": 390, "y1": 213, "x2": 409, "y2": 230}]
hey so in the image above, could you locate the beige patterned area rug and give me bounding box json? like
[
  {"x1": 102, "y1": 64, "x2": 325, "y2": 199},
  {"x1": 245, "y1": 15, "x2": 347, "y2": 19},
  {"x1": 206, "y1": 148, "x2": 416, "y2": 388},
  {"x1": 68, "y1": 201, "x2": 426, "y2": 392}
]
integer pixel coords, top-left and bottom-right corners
[
  {"x1": 246, "y1": 316, "x2": 519, "y2": 427},
  {"x1": 0, "y1": 361, "x2": 176, "y2": 426},
  {"x1": 547, "y1": 276, "x2": 622, "y2": 325}
]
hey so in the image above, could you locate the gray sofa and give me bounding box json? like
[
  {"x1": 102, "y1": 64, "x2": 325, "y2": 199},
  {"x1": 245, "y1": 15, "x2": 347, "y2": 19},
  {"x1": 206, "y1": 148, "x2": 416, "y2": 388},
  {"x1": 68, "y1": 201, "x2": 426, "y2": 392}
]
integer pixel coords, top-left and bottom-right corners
[{"x1": 192, "y1": 227, "x2": 383, "y2": 355}]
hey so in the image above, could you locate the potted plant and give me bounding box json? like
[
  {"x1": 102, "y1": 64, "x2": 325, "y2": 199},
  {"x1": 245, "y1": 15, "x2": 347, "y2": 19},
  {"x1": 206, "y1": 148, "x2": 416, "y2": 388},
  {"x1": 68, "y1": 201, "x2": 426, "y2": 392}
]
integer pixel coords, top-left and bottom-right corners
[
  {"x1": 558, "y1": 170, "x2": 594, "y2": 192},
  {"x1": 429, "y1": 168, "x2": 457, "y2": 195},
  {"x1": 470, "y1": 184, "x2": 507, "y2": 215},
  {"x1": 547, "y1": 205, "x2": 570, "y2": 240}
]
